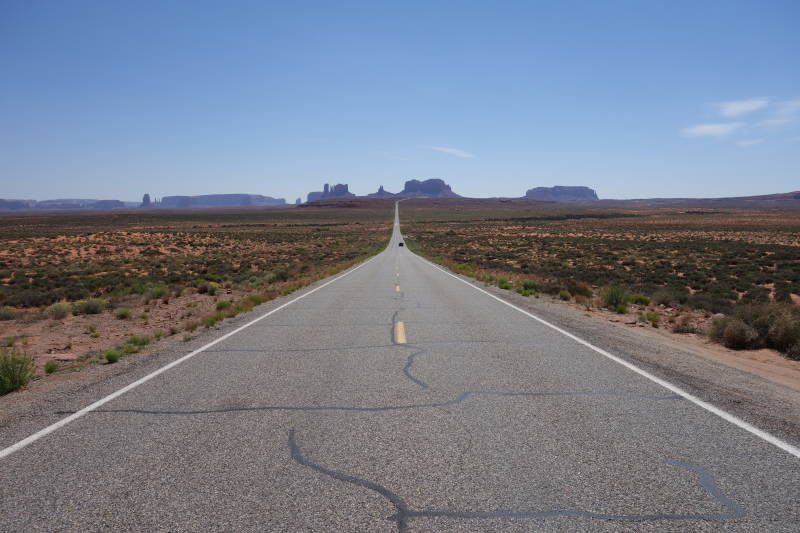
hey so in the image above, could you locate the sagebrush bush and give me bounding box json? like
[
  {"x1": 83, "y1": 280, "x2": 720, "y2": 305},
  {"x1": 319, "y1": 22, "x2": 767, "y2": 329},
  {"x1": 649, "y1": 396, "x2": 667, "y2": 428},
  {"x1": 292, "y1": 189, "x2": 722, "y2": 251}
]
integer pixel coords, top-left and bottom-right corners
[
  {"x1": 44, "y1": 359, "x2": 58, "y2": 374},
  {"x1": 521, "y1": 280, "x2": 541, "y2": 291},
  {"x1": 629, "y1": 294, "x2": 651, "y2": 305},
  {"x1": 559, "y1": 290, "x2": 571, "y2": 301},
  {"x1": 711, "y1": 317, "x2": 759, "y2": 350},
  {"x1": 103, "y1": 349, "x2": 121, "y2": 363},
  {"x1": 497, "y1": 279, "x2": 513, "y2": 290},
  {"x1": 115, "y1": 307, "x2": 131, "y2": 320},
  {"x1": 45, "y1": 302, "x2": 72, "y2": 320},
  {"x1": 602, "y1": 286, "x2": 629, "y2": 308},
  {"x1": 72, "y1": 299, "x2": 104, "y2": 315},
  {"x1": 0, "y1": 347, "x2": 34, "y2": 395},
  {"x1": 672, "y1": 317, "x2": 698, "y2": 334}
]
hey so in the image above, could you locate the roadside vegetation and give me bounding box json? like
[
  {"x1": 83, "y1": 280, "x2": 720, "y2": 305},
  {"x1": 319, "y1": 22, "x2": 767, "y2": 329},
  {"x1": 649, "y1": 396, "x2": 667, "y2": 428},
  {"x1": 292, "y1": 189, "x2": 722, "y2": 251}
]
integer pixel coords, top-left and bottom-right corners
[
  {"x1": 0, "y1": 204, "x2": 392, "y2": 387},
  {"x1": 402, "y1": 204, "x2": 800, "y2": 360}
]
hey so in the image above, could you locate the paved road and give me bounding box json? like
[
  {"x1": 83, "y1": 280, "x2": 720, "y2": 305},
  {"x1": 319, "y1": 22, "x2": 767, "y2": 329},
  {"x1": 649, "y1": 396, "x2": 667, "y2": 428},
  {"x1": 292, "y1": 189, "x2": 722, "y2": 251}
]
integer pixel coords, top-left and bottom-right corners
[{"x1": 1, "y1": 204, "x2": 799, "y2": 532}]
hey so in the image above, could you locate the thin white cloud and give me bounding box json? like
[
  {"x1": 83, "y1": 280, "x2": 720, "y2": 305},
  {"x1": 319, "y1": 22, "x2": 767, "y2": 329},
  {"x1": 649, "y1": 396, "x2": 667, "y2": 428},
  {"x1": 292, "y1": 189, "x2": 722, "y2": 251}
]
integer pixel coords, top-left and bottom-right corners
[
  {"x1": 776, "y1": 99, "x2": 800, "y2": 118},
  {"x1": 716, "y1": 98, "x2": 769, "y2": 117},
  {"x1": 757, "y1": 118, "x2": 792, "y2": 129},
  {"x1": 681, "y1": 122, "x2": 743, "y2": 137},
  {"x1": 424, "y1": 145, "x2": 475, "y2": 158},
  {"x1": 736, "y1": 139, "x2": 763, "y2": 147}
]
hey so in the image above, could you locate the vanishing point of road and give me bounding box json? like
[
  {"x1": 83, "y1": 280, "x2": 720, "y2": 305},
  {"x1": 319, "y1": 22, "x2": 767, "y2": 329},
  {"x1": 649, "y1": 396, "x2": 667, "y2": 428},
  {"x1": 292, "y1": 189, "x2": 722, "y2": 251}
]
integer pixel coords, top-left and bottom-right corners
[{"x1": 1, "y1": 203, "x2": 799, "y2": 531}]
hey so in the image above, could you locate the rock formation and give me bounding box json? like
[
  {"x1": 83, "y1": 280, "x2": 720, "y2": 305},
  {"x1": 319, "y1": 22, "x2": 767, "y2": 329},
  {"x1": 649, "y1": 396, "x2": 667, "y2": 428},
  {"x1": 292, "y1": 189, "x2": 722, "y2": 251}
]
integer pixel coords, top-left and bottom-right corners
[
  {"x1": 398, "y1": 179, "x2": 460, "y2": 198},
  {"x1": 159, "y1": 194, "x2": 286, "y2": 208},
  {"x1": 141, "y1": 193, "x2": 152, "y2": 208},
  {"x1": 367, "y1": 185, "x2": 396, "y2": 198},
  {"x1": 524, "y1": 186, "x2": 598, "y2": 202},
  {"x1": 306, "y1": 183, "x2": 355, "y2": 202}
]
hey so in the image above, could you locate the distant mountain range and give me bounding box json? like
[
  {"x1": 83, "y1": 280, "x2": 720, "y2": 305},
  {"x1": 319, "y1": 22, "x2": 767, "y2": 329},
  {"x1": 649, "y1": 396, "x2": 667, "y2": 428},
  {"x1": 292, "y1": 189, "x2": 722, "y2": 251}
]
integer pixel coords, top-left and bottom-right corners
[{"x1": 3, "y1": 183, "x2": 800, "y2": 211}]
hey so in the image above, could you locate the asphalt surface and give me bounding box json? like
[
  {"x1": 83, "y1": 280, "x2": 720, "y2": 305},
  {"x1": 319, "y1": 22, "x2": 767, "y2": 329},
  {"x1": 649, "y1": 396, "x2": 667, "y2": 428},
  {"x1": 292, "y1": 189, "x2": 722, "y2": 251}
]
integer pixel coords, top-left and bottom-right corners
[{"x1": 1, "y1": 204, "x2": 799, "y2": 532}]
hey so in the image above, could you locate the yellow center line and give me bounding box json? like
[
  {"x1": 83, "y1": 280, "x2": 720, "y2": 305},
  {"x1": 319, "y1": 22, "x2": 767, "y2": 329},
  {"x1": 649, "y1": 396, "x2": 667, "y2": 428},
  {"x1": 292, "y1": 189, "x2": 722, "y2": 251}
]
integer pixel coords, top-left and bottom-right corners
[{"x1": 394, "y1": 321, "x2": 407, "y2": 344}]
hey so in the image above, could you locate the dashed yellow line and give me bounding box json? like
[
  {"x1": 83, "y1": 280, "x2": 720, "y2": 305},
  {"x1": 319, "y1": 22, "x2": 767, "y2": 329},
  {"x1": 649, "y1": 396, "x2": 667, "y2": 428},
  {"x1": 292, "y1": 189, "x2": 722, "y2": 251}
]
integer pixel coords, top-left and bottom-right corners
[{"x1": 394, "y1": 321, "x2": 407, "y2": 344}]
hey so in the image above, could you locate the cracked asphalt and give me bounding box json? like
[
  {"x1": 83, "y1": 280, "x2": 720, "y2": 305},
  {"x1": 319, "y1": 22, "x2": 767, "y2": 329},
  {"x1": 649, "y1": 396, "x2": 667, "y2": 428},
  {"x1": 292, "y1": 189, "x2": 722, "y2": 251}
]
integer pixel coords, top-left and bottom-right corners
[{"x1": 1, "y1": 204, "x2": 799, "y2": 532}]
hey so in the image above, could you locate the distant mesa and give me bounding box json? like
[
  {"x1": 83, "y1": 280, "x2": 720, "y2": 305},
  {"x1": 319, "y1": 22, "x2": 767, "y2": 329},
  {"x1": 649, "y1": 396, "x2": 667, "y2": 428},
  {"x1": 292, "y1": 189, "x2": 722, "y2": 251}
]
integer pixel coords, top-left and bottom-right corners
[
  {"x1": 367, "y1": 185, "x2": 397, "y2": 198},
  {"x1": 0, "y1": 199, "x2": 125, "y2": 210},
  {"x1": 525, "y1": 186, "x2": 598, "y2": 202},
  {"x1": 159, "y1": 194, "x2": 286, "y2": 208},
  {"x1": 306, "y1": 183, "x2": 355, "y2": 202},
  {"x1": 398, "y1": 178, "x2": 460, "y2": 198}
]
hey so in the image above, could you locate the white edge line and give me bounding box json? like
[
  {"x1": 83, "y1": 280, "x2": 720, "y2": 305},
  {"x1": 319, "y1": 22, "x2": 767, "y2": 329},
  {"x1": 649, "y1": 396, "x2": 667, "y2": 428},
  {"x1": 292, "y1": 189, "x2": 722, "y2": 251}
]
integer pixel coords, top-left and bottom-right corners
[
  {"x1": 0, "y1": 255, "x2": 380, "y2": 460},
  {"x1": 412, "y1": 252, "x2": 800, "y2": 459}
]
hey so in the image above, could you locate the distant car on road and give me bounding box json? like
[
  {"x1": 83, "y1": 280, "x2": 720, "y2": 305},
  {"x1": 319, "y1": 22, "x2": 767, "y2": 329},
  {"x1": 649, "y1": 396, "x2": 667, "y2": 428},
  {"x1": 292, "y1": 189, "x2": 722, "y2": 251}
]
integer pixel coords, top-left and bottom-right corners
[{"x1": 398, "y1": 242, "x2": 404, "y2": 247}]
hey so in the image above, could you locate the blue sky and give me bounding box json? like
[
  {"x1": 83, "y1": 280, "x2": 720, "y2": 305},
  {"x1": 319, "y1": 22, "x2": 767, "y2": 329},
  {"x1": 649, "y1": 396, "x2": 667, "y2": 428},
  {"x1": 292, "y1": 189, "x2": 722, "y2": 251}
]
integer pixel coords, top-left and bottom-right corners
[{"x1": 1, "y1": 1, "x2": 798, "y2": 201}]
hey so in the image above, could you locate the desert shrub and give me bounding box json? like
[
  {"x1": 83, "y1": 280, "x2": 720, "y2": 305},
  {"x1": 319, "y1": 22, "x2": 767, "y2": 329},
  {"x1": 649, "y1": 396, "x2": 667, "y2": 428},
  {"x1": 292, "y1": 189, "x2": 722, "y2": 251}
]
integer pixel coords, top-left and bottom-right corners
[
  {"x1": 672, "y1": 317, "x2": 698, "y2": 334},
  {"x1": 710, "y1": 317, "x2": 759, "y2": 350},
  {"x1": 127, "y1": 335, "x2": 150, "y2": 347},
  {"x1": 115, "y1": 307, "x2": 131, "y2": 320},
  {"x1": 216, "y1": 301, "x2": 231, "y2": 311},
  {"x1": 497, "y1": 279, "x2": 513, "y2": 290},
  {"x1": 521, "y1": 280, "x2": 541, "y2": 292},
  {"x1": 614, "y1": 303, "x2": 627, "y2": 314},
  {"x1": 0, "y1": 347, "x2": 34, "y2": 395},
  {"x1": 248, "y1": 294, "x2": 265, "y2": 306},
  {"x1": 44, "y1": 359, "x2": 58, "y2": 374},
  {"x1": 153, "y1": 329, "x2": 165, "y2": 341},
  {"x1": 764, "y1": 309, "x2": 800, "y2": 353},
  {"x1": 540, "y1": 281, "x2": 562, "y2": 296},
  {"x1": 145, "y1": 284, "x2": 167, "y2": 300},
  {"x1": 103, "y1": 349, "x2": 122, "y2": 363},
  {"x1": 72, "y1": 299, "x2": 104, "y2": 315},
  {"x1": 202, "y1": 312, "x2": 225, "y2": 328},
  {"x1": 0, "y1": 307, "x2": 16, "y2": 321},
  {"x1": 45, "y1": 302, "x2": 72, "y2": 320},
  {"x1": 629, "y1": 294, "x2": 651, "y2": 305},
  {"x1": 639, "y1": 311, "x2": 659, "y2": 327},
  {"x1": 787, "y1": 344, "x2": 800, "y2": 361},
  {"x1": 602, "y1": 285, "x2": 629, "y2": 308},
  {"x1": 559, "y1": 290, "x2": 571, "y2": 301},
  {"x1": 565, "y1": 281, "x2": 592, "y2": 298},
  {"x1": 184, "y1": 320, "x2": 199, "y2": 332},
  {"x1": 271, "y1": 269, "x2": 290, "y2": 283}
]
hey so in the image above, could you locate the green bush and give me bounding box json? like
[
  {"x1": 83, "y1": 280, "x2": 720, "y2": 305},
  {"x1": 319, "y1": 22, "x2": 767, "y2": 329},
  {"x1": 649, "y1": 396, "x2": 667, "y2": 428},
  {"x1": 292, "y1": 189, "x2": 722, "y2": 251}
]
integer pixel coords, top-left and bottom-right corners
[
  {"x1": 45, "y1": 302, "x2": 72, "y2": 320},
  {"x1": 72, "y1": 299, "x2": 104, "y2": 315},
  {"x1": 145, "y1": 285, "x2": 168, "y2": 300},
  {"x1": 0, "y1": 306, "x2": 17, "y2": 321},
  {"x1": 602, "y1": 286, "x2": 629, "y2": 308},
  {"x1": 521, "y1": 280, "x2": 541, "y2": 292},
  {"x1": 103, "y1": 349, "x2": 122, "y2": 363},
  {"x1": 202, "y1": 312, "x2": 225, "y2": 328},
  {"x1": 497, "y1": 279, "x2": 513, "y2": 290},
  {"x1": 0, "y1": 347, "x2": 34, "y2": 395},
  {"x1": 44, "y1": 359, "x2": 58, "y2": 374},
  {"x1": 639, "y1": 311, "x2": 659, "y2": 327},
  {"x1": 216, "y1": 301, "x2": 231, "y2": 311},
  {"x1": 558, "y1": 290, "x2": 571, "y2": 301},
  {"x1": 614, "y1": 303, "x2": 627, "y2": 314},
  {"x1": 629, "y1": 294, "x2": 651, "y2": 305},
  {"x1": 115, "y1": 307, "x2": 131, "y2": 320},
  {"x1": 127, "y1": 335, "x2": 151, "y2": 347},
  {"x1": 247, "y1": 294, "x2": 266, "y2": 306}
]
